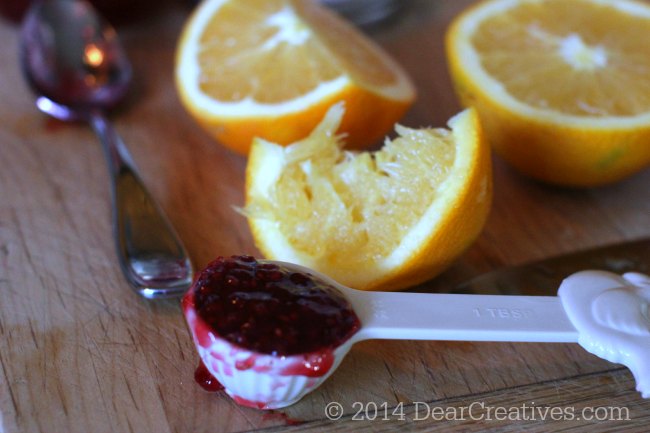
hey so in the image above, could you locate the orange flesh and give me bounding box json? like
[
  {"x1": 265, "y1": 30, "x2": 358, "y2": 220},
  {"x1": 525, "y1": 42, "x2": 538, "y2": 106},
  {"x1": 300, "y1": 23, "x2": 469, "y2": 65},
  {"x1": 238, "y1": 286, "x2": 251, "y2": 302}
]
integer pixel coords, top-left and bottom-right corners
[
  {"x1": 472, "y1": 0, "x2": 650, "y2": 116},
  {"x1": 197, "y1": 0, "x2": 397, "y2": 104},
  {"x1": 259, "y1": 128, "x2": 456, "y2": 265}
]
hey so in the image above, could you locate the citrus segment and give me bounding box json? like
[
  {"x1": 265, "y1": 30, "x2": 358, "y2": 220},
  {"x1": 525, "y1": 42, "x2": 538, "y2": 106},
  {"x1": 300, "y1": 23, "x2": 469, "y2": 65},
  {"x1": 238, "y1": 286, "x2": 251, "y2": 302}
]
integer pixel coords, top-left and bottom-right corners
[
  {"x1": 446, "y1": 0, "x2": 650, "y2": 186},
  {"x1": 244, "y1": 104, "x2": 492, "y2": 291},
  {"x1": 176, "y1": 0, "x2": 415, "y2": 154}
]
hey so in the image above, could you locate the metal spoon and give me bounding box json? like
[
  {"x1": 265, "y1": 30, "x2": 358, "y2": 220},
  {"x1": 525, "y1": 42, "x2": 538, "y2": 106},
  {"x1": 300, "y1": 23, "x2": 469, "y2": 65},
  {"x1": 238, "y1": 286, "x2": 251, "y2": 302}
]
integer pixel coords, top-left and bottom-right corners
[{"x1": 20, "y1": 0, "x2": 193, "y2": 299}]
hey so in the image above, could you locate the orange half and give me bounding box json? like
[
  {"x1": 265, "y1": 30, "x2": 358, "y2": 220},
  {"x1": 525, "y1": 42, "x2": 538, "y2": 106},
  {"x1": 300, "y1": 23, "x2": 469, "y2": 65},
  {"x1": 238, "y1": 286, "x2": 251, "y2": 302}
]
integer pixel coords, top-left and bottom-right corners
[{"x1": 176, "y1": 0, "x2": 416, "y2": 154}]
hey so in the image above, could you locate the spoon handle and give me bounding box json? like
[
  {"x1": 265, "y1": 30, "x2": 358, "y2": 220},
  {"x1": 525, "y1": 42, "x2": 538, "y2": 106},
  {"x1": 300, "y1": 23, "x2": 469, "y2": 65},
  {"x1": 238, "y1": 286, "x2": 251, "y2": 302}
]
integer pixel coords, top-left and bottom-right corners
[
  {"x1": 346, "y1": 290, "x2": 579, "y2": 343},
  {"x1": 90, "y1": 112, "x2": 193, "y2": 299}
]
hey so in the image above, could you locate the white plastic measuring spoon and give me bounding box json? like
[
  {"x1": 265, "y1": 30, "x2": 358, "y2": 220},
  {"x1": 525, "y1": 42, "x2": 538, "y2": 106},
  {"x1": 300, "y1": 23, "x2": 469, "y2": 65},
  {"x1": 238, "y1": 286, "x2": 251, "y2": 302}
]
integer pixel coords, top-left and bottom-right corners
[{"x1": 183, "y1": 258, "x2": 650, "y2": 409}]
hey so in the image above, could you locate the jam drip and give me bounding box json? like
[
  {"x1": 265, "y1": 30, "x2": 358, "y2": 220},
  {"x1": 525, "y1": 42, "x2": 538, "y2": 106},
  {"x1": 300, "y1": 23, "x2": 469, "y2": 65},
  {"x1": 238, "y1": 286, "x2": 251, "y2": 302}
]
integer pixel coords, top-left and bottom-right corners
[
  {"x1": 194, "y1": 360, "x2": 224, "y2": 392},
  {"x1": 190, "y1": 255, "x2": 361, "y2": 356}
]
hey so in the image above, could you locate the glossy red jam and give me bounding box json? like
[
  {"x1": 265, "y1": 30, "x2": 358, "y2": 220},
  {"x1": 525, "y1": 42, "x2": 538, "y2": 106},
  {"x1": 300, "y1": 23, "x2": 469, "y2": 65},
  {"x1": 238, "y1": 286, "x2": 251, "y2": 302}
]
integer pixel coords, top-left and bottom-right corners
[
  {"x1": 194, "y1": 360, "x2": 224, "y2": 392},
  {"x1": 185, "y1": 255, "x2": 361, "y2": 356}
]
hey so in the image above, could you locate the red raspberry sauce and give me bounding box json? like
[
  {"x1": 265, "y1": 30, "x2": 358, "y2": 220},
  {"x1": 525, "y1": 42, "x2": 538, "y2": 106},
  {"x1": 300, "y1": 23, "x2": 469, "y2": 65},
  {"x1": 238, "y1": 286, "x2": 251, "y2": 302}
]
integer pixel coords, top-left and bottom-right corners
[
  {"x1": 194, "y1": 360, "x2": 224, "y2": 392},
  {"x1": 185, "y1": 255, "x2": 361, "y2": 356}
]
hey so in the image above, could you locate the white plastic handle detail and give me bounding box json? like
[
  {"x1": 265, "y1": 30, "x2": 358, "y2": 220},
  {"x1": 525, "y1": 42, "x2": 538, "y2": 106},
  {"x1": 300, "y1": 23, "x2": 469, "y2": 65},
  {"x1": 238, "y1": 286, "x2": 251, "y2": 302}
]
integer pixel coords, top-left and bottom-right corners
[
  {"x1": 558, "y1": 270, "x2": 650, "y2": 398},
  {"x1": 346, "y1": 290, "x2": 579, "y2": 343},
  {"x1": 342, "y1": 269, "x2": 650, "y2": 399}
]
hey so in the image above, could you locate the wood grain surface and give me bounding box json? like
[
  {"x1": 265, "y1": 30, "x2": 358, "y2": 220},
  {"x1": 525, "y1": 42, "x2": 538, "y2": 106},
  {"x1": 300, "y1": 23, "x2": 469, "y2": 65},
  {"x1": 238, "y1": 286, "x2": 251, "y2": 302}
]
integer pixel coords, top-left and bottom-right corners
[{"x1": 1, "y1": 1, "x2": 649, "y2": 432}]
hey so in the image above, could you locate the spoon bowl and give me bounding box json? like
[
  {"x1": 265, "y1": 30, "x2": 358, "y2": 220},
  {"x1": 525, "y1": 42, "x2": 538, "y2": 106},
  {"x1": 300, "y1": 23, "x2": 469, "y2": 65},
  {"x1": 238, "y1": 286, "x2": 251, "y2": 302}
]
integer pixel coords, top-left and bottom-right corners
[
  {"x1": 21, "y1": 0, "x2": 130, "y2": 111},
  {"x1": 185, "y1": 305, "x2": 354, "y2": 409},
  {"x1": 20, "y1": 0, "x2": 193, "y2": 299}
]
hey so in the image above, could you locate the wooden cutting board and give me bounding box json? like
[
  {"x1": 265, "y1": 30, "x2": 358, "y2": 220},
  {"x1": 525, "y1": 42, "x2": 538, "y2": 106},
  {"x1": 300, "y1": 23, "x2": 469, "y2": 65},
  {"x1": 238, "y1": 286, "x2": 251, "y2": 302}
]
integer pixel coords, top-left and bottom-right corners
[{"x1": 1, "y1": 1, "x2": 649, "y2": 431}]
